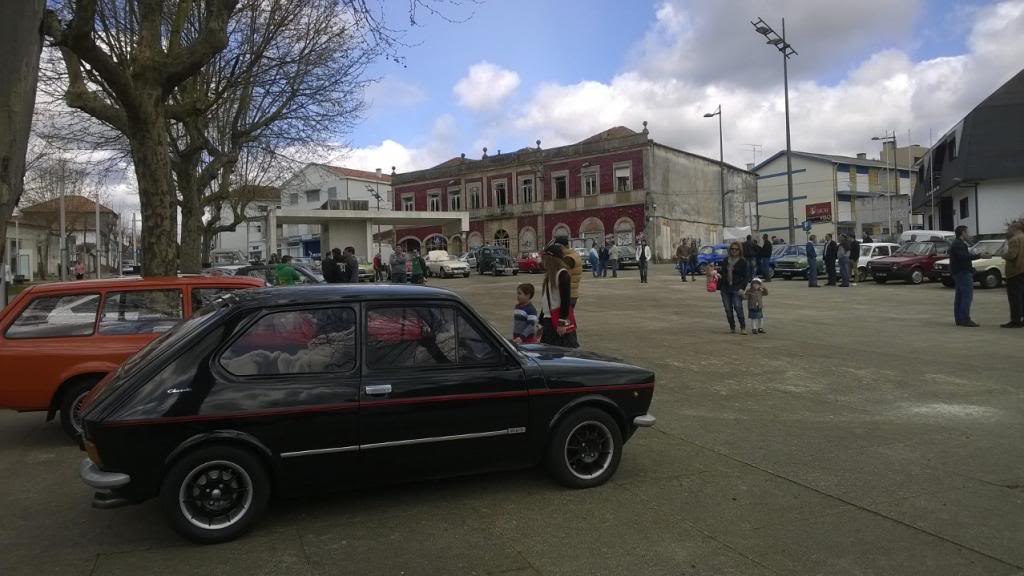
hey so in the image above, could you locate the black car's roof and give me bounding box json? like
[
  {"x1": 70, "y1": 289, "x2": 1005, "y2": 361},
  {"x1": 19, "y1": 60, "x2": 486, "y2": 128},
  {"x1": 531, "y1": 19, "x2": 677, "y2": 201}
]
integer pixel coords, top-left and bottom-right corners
[{"x1": 231, "y1": 284, "x2": 463, "y2": 309}]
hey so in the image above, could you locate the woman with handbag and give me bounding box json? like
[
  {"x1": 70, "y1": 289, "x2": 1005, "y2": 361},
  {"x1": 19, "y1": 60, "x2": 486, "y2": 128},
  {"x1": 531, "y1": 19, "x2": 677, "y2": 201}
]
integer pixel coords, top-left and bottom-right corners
[{"x1": 538, "y1": 243, "x2": 579, "y2": 348}]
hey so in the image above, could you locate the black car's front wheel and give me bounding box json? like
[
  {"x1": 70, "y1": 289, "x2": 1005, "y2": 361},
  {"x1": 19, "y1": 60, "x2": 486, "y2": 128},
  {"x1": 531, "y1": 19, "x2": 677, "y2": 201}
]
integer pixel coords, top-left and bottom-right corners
[
  {"x1": 161, "y1": 445, "x2": 270, "y2": 544},
  {"x1": 547, "y1": 407, "x2": 623, "y2": 489}
]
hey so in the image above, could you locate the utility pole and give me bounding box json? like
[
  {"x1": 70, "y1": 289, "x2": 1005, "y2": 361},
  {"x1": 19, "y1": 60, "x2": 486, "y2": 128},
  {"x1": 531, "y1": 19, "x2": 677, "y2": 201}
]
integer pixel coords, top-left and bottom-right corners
[
  {"x1": 704, "y1": 105, "x2": 726, "y2": 229},
  {"x1": 94, "y1": 191, "x2": 102, "y2": 279},
  {"x1": 58, "y1": 173, "x2": 67, "y2": 281}
]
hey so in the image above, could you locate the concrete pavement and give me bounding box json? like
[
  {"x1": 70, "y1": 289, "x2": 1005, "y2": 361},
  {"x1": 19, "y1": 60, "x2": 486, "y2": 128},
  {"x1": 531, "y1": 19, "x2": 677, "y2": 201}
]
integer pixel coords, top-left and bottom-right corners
[{"x1": 1, "y1": 264, "x2": 1022, "y2": 575}]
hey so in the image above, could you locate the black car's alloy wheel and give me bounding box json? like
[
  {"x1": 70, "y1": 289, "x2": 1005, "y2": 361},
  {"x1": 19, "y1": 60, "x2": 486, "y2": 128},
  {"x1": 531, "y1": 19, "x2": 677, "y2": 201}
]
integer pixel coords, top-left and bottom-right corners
[
  {"x1": 161, "y1": 445, "x2": 269, "y2": 544},
  {"x1": 547, "y1": 407, "x2": 622, "y2": 489}
]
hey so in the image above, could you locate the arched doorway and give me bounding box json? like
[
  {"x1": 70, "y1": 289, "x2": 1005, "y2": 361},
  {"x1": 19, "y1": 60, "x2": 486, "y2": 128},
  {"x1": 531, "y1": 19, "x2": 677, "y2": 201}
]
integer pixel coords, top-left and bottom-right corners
[
  {"x1": 468, "y1": 231, "x2": 483, "y2": 249},
  {"x1": 579, "y1": 217, "x2": 605, "y2": 246},
  {"x1": 448, "y1": 235, "x2": 464, "y2": 256},
  {"x1": 552, "y1": 223, "x2": 571, "y2": 242},
  {"x1": 399, "y1": 236, "x2": 421, "y2": 253},
  {"x1": 614, "y1": 217, "x2": 636, "y2": 246},
  {"x1": 493, "y1": 229, "x2": 510, "y2": 250},
  {"x1": 519, "y1": 227, "x2": 537, "y2": 254},
  {"x1": 424, "y1": 233, "x2": 447, "y2": 252}
]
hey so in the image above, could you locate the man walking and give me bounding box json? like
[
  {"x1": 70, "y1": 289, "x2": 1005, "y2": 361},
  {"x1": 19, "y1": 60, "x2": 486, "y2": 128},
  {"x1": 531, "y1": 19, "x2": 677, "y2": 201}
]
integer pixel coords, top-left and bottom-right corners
[
  {"x1": 823, "y1": 233, "x2": 838, "y2": 286},
  {"x1": 637, "y1": 240, "x2": 652, "y2": 284},
  {"x1": 675, "y1": 240, "x2": 690, "y2": 282},
  {"x1": 608, "y1": 241, "x2": 620, "y2": 278},
  {"x1": 390, "y1": 247, "x2": 406, "y2": 284},
  {"x1": 1002, "y1": 221, "x2": 1024, "y2": 328},
  {"x1": 950, "y1": 226, "x2": 979, "y2": 327},
  {"x1": 806, "y1": 235, "x2": 819, "y2": 287},
  {"x1": 598, "y1": 241, "x2": 610, "y2": 278}
]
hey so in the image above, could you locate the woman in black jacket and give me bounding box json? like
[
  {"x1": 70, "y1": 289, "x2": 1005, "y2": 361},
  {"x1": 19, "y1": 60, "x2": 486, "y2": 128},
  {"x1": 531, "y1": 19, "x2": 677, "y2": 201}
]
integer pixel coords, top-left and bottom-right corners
[
  {"x1": 539, "y1": 243, "x2": 579, "y2": 348},
  {"x1": 719, "y1": 241, "x2": 749, "y2": 334}
]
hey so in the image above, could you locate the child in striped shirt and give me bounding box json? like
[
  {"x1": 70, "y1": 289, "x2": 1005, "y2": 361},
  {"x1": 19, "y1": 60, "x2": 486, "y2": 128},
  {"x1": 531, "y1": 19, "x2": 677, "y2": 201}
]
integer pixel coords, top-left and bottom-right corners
[{"x1": 513, "y1": 283, "x2": 540, "y2": 344}]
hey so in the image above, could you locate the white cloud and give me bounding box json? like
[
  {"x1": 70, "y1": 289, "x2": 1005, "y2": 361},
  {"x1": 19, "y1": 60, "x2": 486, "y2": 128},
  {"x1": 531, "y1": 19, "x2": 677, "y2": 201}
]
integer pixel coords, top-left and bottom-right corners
[
  {"x1": 340, "y1": 114, "x2": 459, "y2": 173},
  {"x1": 453, "y1": 62, "x2": 521, "y2": 111},
  {"x1": 503, "y1": 0, "x2": 1024, "y2": 168},
  {"x1": 363, "y1": 77, "x2": 427, "y2": 110}
]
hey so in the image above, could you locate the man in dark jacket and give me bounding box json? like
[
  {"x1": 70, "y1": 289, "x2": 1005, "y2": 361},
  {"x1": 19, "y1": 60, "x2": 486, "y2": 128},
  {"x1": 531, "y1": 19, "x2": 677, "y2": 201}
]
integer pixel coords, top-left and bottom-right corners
[
  {"x1": 806, "y1": 235, "x2": 819, "y2": 287},
  {"x1": 823, "y1": 234, "x2": 838, "y2": 286},
  {"x1": 759, "y1": 233, "x2": 773, "y2": 281},
  {"x1": 743, "y1": 235, "x2": 757, "y2": 279},
  {"x1": 323, "y1": 249, "x2": 343, "y2": 283},
  {"x1": 342, "y1": 247, "x2": 360, "y2": 283},
  {"x1": 950, "y1": 226, "x2": 978, "y2": 327}
]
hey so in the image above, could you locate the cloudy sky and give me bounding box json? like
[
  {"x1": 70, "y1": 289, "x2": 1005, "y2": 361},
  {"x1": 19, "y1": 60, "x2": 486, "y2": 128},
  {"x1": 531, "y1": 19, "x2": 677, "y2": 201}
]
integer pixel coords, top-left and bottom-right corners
[{"x1": 340, "y1": 0, "x2": 1024, "y2": 174}]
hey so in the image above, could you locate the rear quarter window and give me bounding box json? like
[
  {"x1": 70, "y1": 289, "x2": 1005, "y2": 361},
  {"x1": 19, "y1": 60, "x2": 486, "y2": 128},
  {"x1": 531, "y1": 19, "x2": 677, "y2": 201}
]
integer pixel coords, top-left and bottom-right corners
[
  {"x1": 98, "y1": 289, "x2": 184, "y2": 335},
  {"x1": 4, "y1": 293, "x2": 101, "y2": 339}
]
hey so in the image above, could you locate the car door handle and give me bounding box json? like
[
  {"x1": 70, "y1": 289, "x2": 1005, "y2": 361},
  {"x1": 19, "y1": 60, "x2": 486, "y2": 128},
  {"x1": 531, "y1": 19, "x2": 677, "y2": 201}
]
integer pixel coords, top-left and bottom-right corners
[{"x1": 364, "y1": 384, "x2": 392, "y2": 396}]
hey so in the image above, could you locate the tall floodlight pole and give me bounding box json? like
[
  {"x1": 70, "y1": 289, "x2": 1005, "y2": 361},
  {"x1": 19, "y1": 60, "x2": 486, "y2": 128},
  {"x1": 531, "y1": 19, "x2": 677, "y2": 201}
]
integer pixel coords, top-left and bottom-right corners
[
  {"x1": 872, "y1": 131, "x2": 898, "y2": 237},
  {"x1": 704, "y1": 105, "x2": 726, "y2": 228},
  {"x1": 752, "y1": 17, "x2": 798, "y2": 243}
]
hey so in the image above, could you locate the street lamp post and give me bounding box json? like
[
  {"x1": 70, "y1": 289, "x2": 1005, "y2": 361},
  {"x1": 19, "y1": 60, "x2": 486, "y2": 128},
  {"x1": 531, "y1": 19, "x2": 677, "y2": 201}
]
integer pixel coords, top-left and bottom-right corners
[
  {"x1": 752, "y1": 17, "x2": 798, "y2": 244},
  {"x1": 704, "y1": 105, "x2": 727, "y2": 230}
]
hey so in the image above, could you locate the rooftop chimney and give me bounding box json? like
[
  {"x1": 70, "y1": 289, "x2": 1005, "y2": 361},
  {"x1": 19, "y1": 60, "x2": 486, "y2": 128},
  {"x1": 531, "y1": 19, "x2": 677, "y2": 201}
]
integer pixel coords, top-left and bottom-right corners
[
  {"x1": 746, "y1": 163, "x2": 755, "y2": 171},
  {"x1": 856, "y1": 153, "x2": 867, "y2": 159}
]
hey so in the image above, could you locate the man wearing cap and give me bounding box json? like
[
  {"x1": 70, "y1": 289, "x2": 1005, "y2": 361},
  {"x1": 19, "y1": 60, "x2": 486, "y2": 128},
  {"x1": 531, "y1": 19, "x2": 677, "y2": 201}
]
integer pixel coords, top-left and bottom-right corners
[{"x1": 554, "y1": 237, "x2": 582, "y2": 307}]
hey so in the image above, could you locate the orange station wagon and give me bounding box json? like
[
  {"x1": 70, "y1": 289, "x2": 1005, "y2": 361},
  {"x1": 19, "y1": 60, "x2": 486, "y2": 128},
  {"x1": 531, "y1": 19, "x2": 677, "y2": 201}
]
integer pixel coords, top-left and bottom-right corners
[{"x1": 0, "y1": 275, "x2": 264, "y2": 438}]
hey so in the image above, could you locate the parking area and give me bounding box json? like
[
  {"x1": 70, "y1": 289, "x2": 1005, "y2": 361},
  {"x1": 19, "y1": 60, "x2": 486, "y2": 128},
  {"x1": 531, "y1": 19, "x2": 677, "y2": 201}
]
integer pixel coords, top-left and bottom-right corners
[{"x1": 2, "y1": 264, "x2": 1022, "y2": 576}]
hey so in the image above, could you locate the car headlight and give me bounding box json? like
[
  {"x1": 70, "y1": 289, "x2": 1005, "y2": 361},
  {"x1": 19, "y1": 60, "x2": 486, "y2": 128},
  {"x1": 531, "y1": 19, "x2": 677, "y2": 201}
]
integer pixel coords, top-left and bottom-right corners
[{"x1": 892, "y1": 264, "x2": 901, "y2": 270}]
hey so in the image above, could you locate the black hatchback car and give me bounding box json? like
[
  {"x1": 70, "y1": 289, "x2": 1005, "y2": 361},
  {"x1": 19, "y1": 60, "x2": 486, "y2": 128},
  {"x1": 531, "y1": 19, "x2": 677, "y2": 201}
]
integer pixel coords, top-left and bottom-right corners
[{"x1": 78, "y1": 285, "x2": 656, "y2": 543}]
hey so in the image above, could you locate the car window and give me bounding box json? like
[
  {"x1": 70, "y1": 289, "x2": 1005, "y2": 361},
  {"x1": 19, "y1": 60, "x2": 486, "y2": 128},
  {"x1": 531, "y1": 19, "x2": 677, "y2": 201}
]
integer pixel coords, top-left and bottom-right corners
[
  {"x1": 457, "y1": 314, "x2": 501, "y2": 365},
  {"x1": 98, "y1": 289, "x2": 184, "y2": 335},
  {"x1": 220, "y1": 308, "x2": 356, "y2": 376},
  {"x1": 4, "y1": 293, "x2": 101, "y2": 339},
  {"x1": 875, "y1": 246, "x2": 889, "y2": 256},
  {"x1": 367, "y1": 307, "x2": 456, "y2": 368},
  {"x1": 192, "y1": 287, "x2": 241, "y2": 314}
]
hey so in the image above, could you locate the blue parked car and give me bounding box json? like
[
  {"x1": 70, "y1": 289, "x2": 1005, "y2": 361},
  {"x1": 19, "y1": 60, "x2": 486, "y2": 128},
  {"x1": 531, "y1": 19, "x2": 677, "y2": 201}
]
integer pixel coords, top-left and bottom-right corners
[{"x1": 696, "y1": 244, "x2": 730, "y2": 275}]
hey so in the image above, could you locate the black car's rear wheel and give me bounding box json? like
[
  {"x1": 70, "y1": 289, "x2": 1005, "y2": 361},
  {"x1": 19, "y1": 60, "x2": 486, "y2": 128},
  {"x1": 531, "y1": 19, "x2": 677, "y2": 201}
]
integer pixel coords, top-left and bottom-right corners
[
  {"x1": 547, "y1": 407, "x2": 622, "y2": 489},
  {"x1": 161, "y1": 445, "x2": 269, "y2": 544}
]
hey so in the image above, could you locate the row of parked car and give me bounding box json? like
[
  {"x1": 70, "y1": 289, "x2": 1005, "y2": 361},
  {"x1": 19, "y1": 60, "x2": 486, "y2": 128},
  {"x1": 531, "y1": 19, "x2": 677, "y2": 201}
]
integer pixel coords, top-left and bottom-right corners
[{"x1": 695, "y1": 232, "x2": 1010, "y2": 289}]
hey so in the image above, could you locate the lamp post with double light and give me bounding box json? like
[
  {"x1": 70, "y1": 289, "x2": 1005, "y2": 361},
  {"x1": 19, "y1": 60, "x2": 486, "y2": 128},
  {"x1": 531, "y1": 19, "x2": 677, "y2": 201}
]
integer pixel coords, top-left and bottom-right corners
[{"x1": 752, "y1": 17, "x2": 798, "y2": 243}]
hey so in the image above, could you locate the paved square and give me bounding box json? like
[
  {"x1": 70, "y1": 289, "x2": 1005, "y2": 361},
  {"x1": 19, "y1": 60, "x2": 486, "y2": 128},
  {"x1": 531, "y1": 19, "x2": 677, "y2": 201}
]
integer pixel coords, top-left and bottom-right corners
[{"x1": 2, "y1": 265, "x2": 1022, "y2": 575}]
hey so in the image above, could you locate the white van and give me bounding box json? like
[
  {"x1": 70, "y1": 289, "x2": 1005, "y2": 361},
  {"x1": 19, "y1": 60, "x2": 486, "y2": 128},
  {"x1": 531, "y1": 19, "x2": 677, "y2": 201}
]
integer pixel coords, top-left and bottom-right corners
[{"x1": 899, "y1": 229, "x2": 956, "y2": 244}]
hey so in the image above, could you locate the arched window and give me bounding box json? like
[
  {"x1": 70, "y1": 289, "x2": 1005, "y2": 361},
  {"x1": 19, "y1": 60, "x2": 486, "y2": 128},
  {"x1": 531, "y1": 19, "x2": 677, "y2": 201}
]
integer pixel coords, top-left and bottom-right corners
[
  {"x1": 493, "y1": 229, "x2": 510, "y2": 249},
  {"x1": 552, "y1": 223, "x2": 571, "y2": 242},
  {"x1": 519, "y1": 227, "x2": 537, "y2": 253},
  {"x1": 448, "y1": 235, "x2": 464, "y2": 256},
  {"x1": 424, "y1": 234, "x2": 447, "y2": 252},
  {"x1": 579, "y1": 217, "x2": 605, "y2": 245},
  {"x1": 614, "y1": 217, "x2": 636, "y2": 246}
]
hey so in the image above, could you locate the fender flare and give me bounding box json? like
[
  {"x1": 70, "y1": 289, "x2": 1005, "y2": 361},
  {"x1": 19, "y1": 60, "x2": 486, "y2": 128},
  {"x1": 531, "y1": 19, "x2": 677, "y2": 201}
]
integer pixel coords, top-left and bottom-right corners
[
  {"x1": 164, "y1": 430, "x2": 281, "y2": 481},
  {"x1": 547, "y1": 394, "x2": 628, "y2": 438}
]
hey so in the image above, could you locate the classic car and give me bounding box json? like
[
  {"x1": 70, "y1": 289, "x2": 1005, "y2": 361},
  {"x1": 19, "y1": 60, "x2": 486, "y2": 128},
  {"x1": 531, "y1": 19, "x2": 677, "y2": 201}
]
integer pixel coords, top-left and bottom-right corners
[
  {"x1": 847, "y1": 243, "x2": 902, "y2": 282},
  {"x1": 867, "y1": 241, "x2": 950, "y2": 284},
  {"x1": 356, "y1": 258, "x2": 375, "y2": 282},
  {"x1": 615, "y1": 245, "x2": 638, "y2": 269},
  {"x1": 931, "y1": 239, "x2": 1007, "y2": 289},
  {"x1": 774, "y1": 244, "x2": 826, "y2": 280},
  {"x1": 472, "y1": 246, "x2": 519, "y2": 276},
  {"x1": 517, "y1": 251, "x2": 544, "y2": 274},
  {"x1": 696, "y1": 244, "x2": 729, "y2": 275},
  {"x1": 0, "y1": 275, "x2": 263, "y2": 438},
  {"x1": 78, "y1": 285, "x2": 656, "y2": 543},
  {"x1": 425, "y1": 250, "x2": 471, "y2": 278},
  {"x1": 234, "y1": 264, "x2": 324, "y2": 286}
]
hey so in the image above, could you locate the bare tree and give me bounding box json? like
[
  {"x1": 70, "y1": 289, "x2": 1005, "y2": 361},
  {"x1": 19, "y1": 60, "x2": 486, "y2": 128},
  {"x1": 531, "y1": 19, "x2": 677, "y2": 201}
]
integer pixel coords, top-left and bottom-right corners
[
  {"x1": 171, "y1": 0, "x2": 371, "y2": 271},
  {"x1": 0, "y1": 0, "x2": 47, "y2": 300}
]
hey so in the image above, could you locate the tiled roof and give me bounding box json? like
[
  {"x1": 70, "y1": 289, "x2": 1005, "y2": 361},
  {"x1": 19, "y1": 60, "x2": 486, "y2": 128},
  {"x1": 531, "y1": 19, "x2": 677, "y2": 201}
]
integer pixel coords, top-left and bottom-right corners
[
  {"x1": 20, "y1": 194, "x2": 116, "y2": 214},
  {"x1": 319, "y1": 164, "x2": 392, "y2": 182},
  {"x1": 578, "y1": 126, "x2": 638, "y2": 144}
]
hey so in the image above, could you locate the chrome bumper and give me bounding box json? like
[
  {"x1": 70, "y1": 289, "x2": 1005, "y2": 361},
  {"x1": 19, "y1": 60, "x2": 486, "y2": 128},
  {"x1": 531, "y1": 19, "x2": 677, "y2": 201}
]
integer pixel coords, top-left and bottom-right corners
[
  {"x1": 633, "y1": 414, "x2": 656, "y2": 427},
  {"x1": 80, "y1": 458, "x2": 130, "y2": 489}
]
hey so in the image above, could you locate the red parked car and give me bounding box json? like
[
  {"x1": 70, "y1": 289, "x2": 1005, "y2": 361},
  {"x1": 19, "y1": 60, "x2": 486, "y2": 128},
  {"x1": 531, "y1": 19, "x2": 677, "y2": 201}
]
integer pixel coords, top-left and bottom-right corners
[
  {"x1": 517, "y1": 252, "x2": 544, "y2": 274},
  {"x1": 866, "y1": 241, "x2": 951, "y2": 285}
]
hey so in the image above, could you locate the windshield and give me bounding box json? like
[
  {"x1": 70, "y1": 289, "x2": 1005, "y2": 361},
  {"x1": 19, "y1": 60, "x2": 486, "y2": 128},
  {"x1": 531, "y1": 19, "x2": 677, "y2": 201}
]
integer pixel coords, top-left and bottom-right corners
[
  {"x1": 772, "y1": 245, "x2": 789, "y2": 257},
  {"x1": 971, "y1": 240, "x2": 1006, "y2": 257},
  {"x1": 700, "y1": 246, "x2": 714, "y2": 255},
  {"x1": 713, "y1": 247, "x2": 729, "y2": 257},
  {"x1": 898, "y1": 242, "x2": 932, "y2": 256}
]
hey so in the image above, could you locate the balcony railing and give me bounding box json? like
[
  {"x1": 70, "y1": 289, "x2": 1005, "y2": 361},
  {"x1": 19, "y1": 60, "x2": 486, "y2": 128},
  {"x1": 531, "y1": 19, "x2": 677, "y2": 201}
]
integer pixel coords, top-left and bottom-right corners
[{"x1": 469, "y1": 189, "x2": 646, "y2": 220}]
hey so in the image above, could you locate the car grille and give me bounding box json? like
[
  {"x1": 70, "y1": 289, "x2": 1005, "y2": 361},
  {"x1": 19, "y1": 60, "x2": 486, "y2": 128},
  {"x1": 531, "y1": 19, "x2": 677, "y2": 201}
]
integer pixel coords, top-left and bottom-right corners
[
  {"x1": 871, "y1": 263, "x2": 892, "y2": 272},
  {"x1": 776, "y1": 261, "x2": 801, "y2": 270}
]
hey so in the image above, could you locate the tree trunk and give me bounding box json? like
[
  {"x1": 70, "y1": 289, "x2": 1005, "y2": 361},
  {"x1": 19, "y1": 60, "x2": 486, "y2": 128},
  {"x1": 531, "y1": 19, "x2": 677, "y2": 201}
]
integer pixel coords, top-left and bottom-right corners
[
  {"x1": 128, "y1": 101, "x2": 179, "y2": 277},
  {"x1": 0, "y1": 0, "x2": 45, "y2": 297},
  {"x1": 179, "y1": 187, "x2": 204, "y2": 273}
]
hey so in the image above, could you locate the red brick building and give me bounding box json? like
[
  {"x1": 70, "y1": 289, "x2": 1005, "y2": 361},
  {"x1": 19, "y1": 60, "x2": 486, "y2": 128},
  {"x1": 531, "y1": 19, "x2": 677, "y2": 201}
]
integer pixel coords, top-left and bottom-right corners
[{"x1": 390, "y1": 124, "x2": 756, "y2": 259}]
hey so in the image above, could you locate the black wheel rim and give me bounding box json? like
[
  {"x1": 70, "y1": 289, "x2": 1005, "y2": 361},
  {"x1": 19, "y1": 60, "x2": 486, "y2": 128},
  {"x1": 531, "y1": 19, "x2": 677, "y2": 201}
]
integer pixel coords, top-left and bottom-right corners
[
  {"x1": 564, "y1": 421, "x2": 614, "y2": 480},
  {"x1": 179, "y1": 460, "x2": 253, "y2": 530}
]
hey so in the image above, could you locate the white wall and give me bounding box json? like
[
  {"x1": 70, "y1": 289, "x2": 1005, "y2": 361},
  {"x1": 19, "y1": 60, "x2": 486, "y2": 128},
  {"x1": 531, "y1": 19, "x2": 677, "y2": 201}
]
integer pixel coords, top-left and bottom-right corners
[
  {"x1": 977, "y1": 178, "x2": 1024, "y2": 235},
  {"x1": 280, "y1": 165, "x2": 393, "y2": 240},
  {"x1": 756, "y1": 155, "x2": 836, "y2": 240}
]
